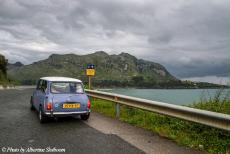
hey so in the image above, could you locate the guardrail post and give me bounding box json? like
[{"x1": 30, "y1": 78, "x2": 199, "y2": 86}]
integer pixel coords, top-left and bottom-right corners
[
  {"x1": 115, "y1": 103, "x2": 120, "y2": 118},
  {"x1": 114, "y1": 96, "x2": 120, "y2": 118}
]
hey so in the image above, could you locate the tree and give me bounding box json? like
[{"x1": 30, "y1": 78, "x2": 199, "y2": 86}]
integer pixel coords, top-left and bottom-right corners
[
  {"x1": 131, "y1": 76, "x2": 144, "y2": 86},
  {"x1": 0, "y1": 54, "x2": 8, "y2": 79}
]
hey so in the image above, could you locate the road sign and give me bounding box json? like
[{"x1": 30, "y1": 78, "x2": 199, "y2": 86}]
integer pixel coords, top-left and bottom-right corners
[
  {"x1": 86, "y1": 69, "x2": 95, "y2": 76},
  {"x1": 86, "y1": 64, "x2": 95, "y2": 76},
  {"x1": 87, "y1": 64, "x2": 95, "y2": 69},
  {"x1": 86, "y1": 64, "x2": 95, "y2": 89}
]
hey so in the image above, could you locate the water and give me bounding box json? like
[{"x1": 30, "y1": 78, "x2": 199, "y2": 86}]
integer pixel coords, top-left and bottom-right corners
[{"x1": 98, "y1": 88, "x2": 230, "y2": 105}]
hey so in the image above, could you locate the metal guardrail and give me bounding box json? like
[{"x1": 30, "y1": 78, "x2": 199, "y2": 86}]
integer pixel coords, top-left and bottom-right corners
[{"x1": 85, "y1": 89, "x2": 230, "y2": 131}]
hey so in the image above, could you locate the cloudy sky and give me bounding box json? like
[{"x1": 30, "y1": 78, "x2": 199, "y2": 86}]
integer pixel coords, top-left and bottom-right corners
[{"x1": 0, "y1": 0, "x2": 229, "y2": 84}]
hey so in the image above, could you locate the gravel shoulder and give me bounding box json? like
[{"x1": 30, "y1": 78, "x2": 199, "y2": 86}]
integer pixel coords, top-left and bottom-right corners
[{"x1": 85, "y1": 112, "x2": 202, "y2": 154}]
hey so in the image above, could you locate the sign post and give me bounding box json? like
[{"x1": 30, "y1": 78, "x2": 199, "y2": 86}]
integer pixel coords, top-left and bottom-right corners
[{"x1": 86, "y1": 64, "x2": 95, "y2": 89}]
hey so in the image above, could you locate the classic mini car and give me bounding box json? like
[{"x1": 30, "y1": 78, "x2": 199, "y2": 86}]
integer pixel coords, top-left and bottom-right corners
[{"x1": 30, "y1": 77, "x2": 90, "y2": 123}]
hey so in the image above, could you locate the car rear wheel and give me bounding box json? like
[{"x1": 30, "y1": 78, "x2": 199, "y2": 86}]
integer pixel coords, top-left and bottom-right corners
[
  {"x1": 30, "y1": 97, "x2": 35, "y2": 110},
  {"x1": 80, "y1": 113, "x2": 90, "y2": 121},
  {"x1": 39, "y1": 107, "x2": 48, "y2": 123}
]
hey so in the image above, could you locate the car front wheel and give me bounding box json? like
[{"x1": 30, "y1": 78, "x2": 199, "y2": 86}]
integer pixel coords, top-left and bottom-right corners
[{"x1": 80, "y1": 113, "x2": 90, "y2": 121}]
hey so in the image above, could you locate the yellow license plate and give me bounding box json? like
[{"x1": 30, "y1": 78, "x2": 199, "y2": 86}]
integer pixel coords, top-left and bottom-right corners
[{"x1": 63, "y1": 104, "x2": 80, "y2": 108}]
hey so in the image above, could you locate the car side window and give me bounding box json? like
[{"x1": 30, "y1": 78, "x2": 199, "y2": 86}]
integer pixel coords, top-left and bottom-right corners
[
  {"x1": 36, "y1": 80, "x2": 42, "y2": 90},
  {"x1": 41, "y1": 80, "x2": 47, "y2": 93}
]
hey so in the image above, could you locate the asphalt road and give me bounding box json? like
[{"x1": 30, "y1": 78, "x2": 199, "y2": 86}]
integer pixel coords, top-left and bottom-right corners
[{"x1": 0, "y1": 88, "x2": 144, "y2": 154}]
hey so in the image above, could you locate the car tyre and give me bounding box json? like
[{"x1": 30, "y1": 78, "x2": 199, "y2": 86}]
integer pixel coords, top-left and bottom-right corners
[
  {"x1": 80, "y1": 113, "x2": 90, "y2": 121},
  {"x1": 39, "y1": 106, "x2": 48, "y2": 123},
  {"x1": 30, "y1": 97, "x2": 35, "y2": 111}
]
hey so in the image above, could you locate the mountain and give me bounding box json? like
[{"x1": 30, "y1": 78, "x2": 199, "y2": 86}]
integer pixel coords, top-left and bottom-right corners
[
  {"x1": 7, "y1": 51, "x2": 224, "y2": 88},
  {"x1": 7, "y1": 51, "x2": 177, "y2": 86},
  {"x1": 7, "y1": 61, "x2": 24, "y2": 70}
]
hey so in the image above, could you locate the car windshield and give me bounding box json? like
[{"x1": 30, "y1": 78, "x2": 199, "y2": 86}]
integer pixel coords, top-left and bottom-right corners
[{"x1": 51, "y1": 82, "x2": 84, "y2": 94}]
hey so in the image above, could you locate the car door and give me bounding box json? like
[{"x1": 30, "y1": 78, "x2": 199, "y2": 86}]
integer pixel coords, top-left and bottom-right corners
[
  {"x1": 33, "y1": 80, "x2": 42, "y2": 110},
  {"x1": 34, "y1": 80, "x2": 47, "y2": 110},
  {"x1": 38, "y1": 80, "x2": 48, "y2": 110}
]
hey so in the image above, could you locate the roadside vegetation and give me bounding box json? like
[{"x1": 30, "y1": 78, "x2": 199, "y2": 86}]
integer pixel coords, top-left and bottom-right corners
[
  {"x1": 0, "y1": 54, "x2": 10, "y2": 86},
  {"x1": 90, "y1": 89, "x2": 230, "y2": 154},
  {"x1": 0, "y1": 54, "x2": 16, "y2": 87}
]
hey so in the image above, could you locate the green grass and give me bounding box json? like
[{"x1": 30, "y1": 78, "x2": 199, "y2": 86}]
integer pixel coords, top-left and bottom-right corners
[
  {"x1": 90, "y1": 98, "x2": 115, "y2": 117},
  {"x1": 90, "y1": 98, "x2": 230, "y2": 154},
  {"x1": 0, "y1": 80, "x2": 12, "y2": 87},
  {"x1": 0, "y1": 79, "x2": 18, "y2": 87}
]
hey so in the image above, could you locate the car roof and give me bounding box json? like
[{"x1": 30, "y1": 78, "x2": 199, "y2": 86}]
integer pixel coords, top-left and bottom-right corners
[{"x1": 40, "y1": 77, "x2": 82, "y2": 83}]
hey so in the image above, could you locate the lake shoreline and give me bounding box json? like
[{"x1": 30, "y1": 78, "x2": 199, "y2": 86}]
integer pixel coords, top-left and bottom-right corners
[
  {"x1": 92, "y1": 84, "x2": 229, "y2": 90},
  {"x1": 95, "y1": 86, "x2": 229, "y2": 90},
  {"x1": 98, "y1": 88, "x2": 229, "y2": 105}
]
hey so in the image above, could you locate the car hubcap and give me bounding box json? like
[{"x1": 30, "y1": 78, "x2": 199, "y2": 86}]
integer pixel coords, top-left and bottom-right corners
[{"x1": 39, "y1": 110, "x2": 42, "y2": 120}]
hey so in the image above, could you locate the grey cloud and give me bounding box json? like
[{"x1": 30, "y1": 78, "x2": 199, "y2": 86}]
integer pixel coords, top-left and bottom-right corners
[
  {"x1": 166, "y1": 60, "x2": 230, "y2": 78},
  {"x1": 1, "y1": 48, "x2": 52, "y2": 64},
  {"x1": 0, "y1": 0, "x2": 229, "y2": 82},
  {"x1": 148, "y1": 33, "x2": 172, "y2": 44}
]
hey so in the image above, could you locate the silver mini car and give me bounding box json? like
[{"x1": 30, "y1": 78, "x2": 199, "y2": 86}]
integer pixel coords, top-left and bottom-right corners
[{"x1": 30, "y1": 77, "x2": 90, "y2": 123}]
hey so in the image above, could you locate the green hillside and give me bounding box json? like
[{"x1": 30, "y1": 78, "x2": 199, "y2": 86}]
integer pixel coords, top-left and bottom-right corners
[{"x1": 7, "y1": 51, "x2": 176, "y2": 86}]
